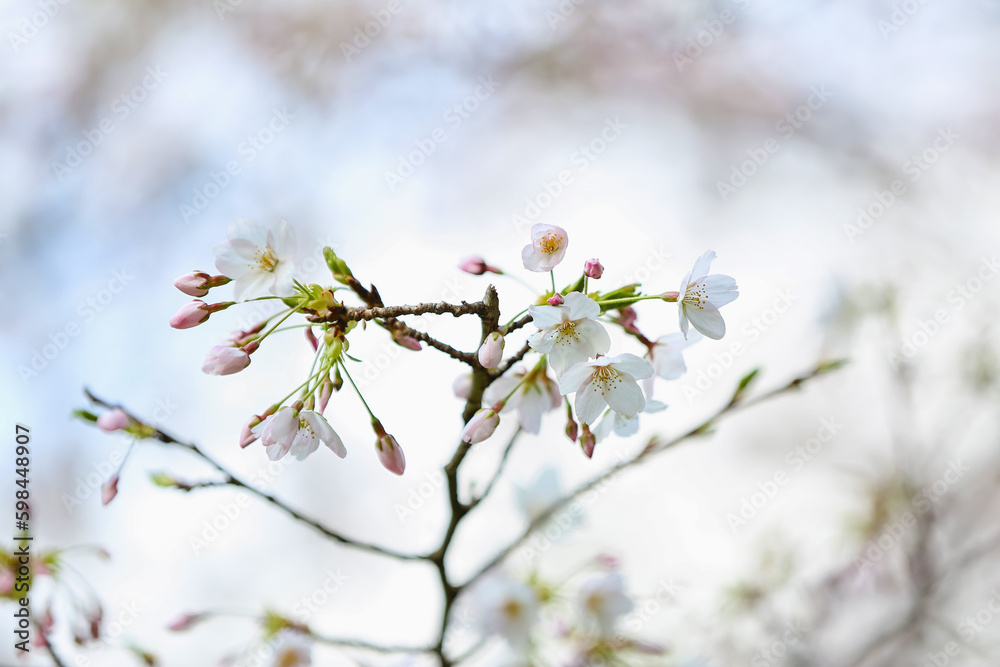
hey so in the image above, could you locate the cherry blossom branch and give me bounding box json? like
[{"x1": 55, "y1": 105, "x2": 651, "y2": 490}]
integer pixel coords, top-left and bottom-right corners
[
  {"x1": 306, "y1": 629, "x2": 435, "y2": 655},
  {"x1": 459, "y1": 361, "x2": 844, "y2": 591},
  {"x1": 493, "y1": 341, "x2": 532, "y2": 377},
  {"x1": 391, "y1": 321, "x2": 477, "y2": 365},
  {"x1": 83, "y1": 390, "x2": 424, "y2": 563},
  {"x1": 502, "y1": 313, "x2": 533, "y2": 335},
  {"x1": 342, "y1": 302, "x2": 489, "y2": 320}
]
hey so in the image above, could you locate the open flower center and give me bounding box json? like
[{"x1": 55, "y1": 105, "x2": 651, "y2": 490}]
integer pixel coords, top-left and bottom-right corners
[
  {"x1": 254, "y1": 245, "x2": 279, "y2": 272},
  {"x1": 502, "y1": 599, "x2": 524, "y2": 619},
  {"x1": 591, "y1": 366, "x2": 624, "y2": 395},
  {"x1": 683, "y1": 281, "x2": 708, "y2": 309},
  {"x1": 537, "y1": 232, "x2": 563, "y2": 255},
  {"x1": 555, "y1": 321, "x2": 581, "y2": 345}
]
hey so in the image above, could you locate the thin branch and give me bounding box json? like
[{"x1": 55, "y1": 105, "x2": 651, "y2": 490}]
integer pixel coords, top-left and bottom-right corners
[
  {"x1": 503, "y1": 314, "x2": 533, "y2": 335},
  {"x1": 493, "y1": 341, "x2": 532, "y2": 377},
  {"x1": 307, "y1": 630, "x2": 435, "y2": 655},
  {"x1": 393, "y1": 322, "x2": 477, "y2": 365},
  {"x1": 344, "y1": 301, "x2": 488, "y2": 321},
  {"x1": 459, "y1": 362, "x2": 841, "y2": 590},
  {"x1": 84, "y1": 389, "x2": 424, "y2": 563}
]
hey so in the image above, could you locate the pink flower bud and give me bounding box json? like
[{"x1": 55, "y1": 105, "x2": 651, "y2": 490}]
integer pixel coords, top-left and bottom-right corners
[
  {"x1": 167, "y1": 614, "x2": 202, "y2": 632},
  {"x1": 101, "y1": 476, "x2": 119, "y2": 505},
  {"x1": 453, "y1": 373, "x2": 473, "y2": 399},
  {"x1": 547, "y1": 293, "x2": 564, "y2": 306},
  {"x1": 584, "y1": 258, "x2": 604, "y2": 279},
  {"x1": 565, "y1": 415, "x2": 578, "y2": 442},
  {"x1": 240, "y1": 416, "x2": 262, "y2": 448},
  {"x1": 478, "y1": 332, "x2": 504, "y2": 369},
  {"x1": 97, "y1": 408, "x2": 130, "y2": 432},
  {"x1": 580, "y1": 425, "x2": 596, "y2": 459},
  {"x1": 661, "y1": 291, "x2": 680, "y2": 302},
  {"x1": 461, "y1": 408, "x2": 499, "y2": 444},
  {"x1": 173, "y1": 271, "x2": 213, "y2": 297},
  {"x1": 392, "y1": 330, "x2": 423, "y2": 351},
  {"x1": 0, "y1": 569, "x2": 14, "y2": 595},
  {"x1": 458, "y1": 256, "x2": 500, "y2": 275},
  {"x1": 375, "y1": 434, "x2": 406, "y2": 475},
  {"x1": 616, "y1": 306, "x2": 640, "y2": 334},
  {"x1": 305, "y1": 327, "x2": 319, "y2": 352},
  {"x1": 169, "y1": 300, "x2": 211, "y2": 329},
  {"x1": 318, "y1": 375, "x2": 333, "y2": 413},
  {"x1": 202, "y1": 345, "x2": 251, "y2": 375}
]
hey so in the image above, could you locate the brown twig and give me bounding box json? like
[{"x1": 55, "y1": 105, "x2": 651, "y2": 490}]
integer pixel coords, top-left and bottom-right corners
[{"x1": 83, "y1": 390, "x2": 423, "y2": 563}]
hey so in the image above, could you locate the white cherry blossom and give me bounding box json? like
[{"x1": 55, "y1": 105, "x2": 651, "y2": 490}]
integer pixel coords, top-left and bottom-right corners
[
  {"x1": 577, "y1": 573, "x2": 633, "y2": 639},
  {"x1": 528, "y1": 292, "x2": 611, "y2": 376},
  {"x1": 521, "y1": 223, "x2": 568, "y2": 272},
  {"x1": 677, "y1": 250, "x2": 739, "y2": 340},
  {"x1": 483, "y1": 365, "x2": 561, "y2": 434},
  {"x1": 474, "y1": 577, "x2": 540, "y2": 648},
  {"x1": 559, "y1": 354, "x2": 653, "y2": 426},
  {"x1": 252, "y1": 409, "x2": 346, "y2": 461},
  {"x1": 213, "y1": 219, "x2": 297, "y2": 301}
]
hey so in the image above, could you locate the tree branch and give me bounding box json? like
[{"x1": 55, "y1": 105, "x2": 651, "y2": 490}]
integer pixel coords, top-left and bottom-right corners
[
  {"x1": 83, "y1": 390, "x2": 424, "y2": 563},
  {"x1": 459, "y1": 362, "x2": 841, "y2": 590}
]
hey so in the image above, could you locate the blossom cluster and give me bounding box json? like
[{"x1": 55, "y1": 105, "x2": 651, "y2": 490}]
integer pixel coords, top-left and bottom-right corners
[{"x1": 460, "y1": 223, "x2": 739, "y2": 459}]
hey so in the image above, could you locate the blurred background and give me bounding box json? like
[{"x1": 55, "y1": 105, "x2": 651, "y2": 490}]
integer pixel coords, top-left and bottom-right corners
[{"x1": 3, "y1": 0, "x2": 1000, "y2": 664}]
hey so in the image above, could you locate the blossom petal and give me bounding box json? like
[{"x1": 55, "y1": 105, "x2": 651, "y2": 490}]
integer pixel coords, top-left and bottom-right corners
[
  {"x1": 603, "y1": 374, "x2": 645, "y2": 417},
  {"x1": 574, "y1": 379, "x2": 607, "y2": 425},
  {"x1": 564, "y1": 292, "x2": 601, "y2": 321},
  {"x1": 528, "y1": 329, "x2": 556, "y2": 354},
  {"x1": 528, "y1": 304, "x2": 566, "y2": 330},
  {"x1": 232, "y1": 269, "x2": 274, "y2": 302},
  {"x1": 685, "y1": 301, "x2": 726, "y2": 340},
  {"x1": 609, "y1": 353, "x2": 653, "y2": 380},
  {"x1": 227, "y1": 219, "x2": 268, "y2": 245},
  {"x1": 691, "y1": 250, "x2": 716, "y2": 280},
  {"x1": 270, "y1": 260, "x2": 297, "y2": 297},
  {"x1": 558, "y1": 361, "x2": 596, "y2": 395},
  {"x1": 698, "y1": 274, "x2": 739, "y2": 307},
  {"x1": 521, "y1": 244, "x2": 547, "y2": 272},
  {"x1": 612, "y1": 411, "x2": 639, "y2": 437},
  {"x1": 517, "y1": 391, "x2": 546, "y2": 434},
  {"x1": 574, "y1": 318, "x2": 611, "y2": 356},
  {"x1": 270, "y1": 218, "x2": 297, "y2": 257},
  {"x1": 213, "y1": 243, "x2": 253, "y2": 279}
]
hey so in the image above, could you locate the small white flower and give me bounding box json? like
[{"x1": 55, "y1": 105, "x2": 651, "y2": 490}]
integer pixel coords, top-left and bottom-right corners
[
  {"x1": 559, "y1": 354, "x2": 653, "y2": 426},
  {"x1": 528, "y1": 292, "x2": 611, "y2": 376},
  {"x1": 677, "y1": 250, "x2": 739, "y2": 340},
  {"x1": 643, "y1": 330, "x2": 701, "y2": 397},
  {"x1": 252, "y1": 410, "x2": 346, "y2": 461},
  {"x1": 521, "y1": 223, "x2": 569, "y2": 272},
  {"x1": 483, "y1": 365, "x2": 561, "y2": 434},
  {"x1": 271, "y1": 633, "x2": 311, "y2": 667},
  {"x1": 213, "y1": 219, "x2": 297, "y2": 301},
  {"x1": 474, "y1": 577, "x2": 540, "y2": 648},
  {"x1": 577, "y1": 573, "x2": 633, "y2": 639}
]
